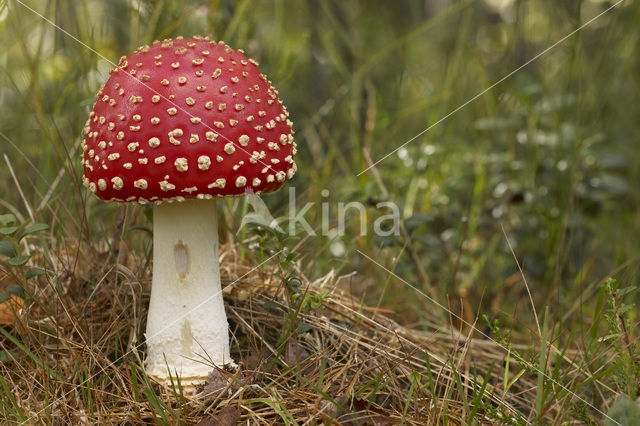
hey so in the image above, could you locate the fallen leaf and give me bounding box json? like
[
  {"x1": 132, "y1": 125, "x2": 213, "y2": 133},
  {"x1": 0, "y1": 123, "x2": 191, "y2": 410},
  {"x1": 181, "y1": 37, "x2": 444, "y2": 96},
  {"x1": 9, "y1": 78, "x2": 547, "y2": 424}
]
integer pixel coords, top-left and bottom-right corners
[
  {"x1": 244, "y1": 345, "x2": 272, "y2": 370},
  {"x1": 0, "y1": 294, "x2": 25, "y2": 327},
  {"x1": 196, "y1": 407, "x2": 241, "y2": 425},
  {"x1": 336, "y1": 397, "x2": 393, "y2": 426},
  {"x1": 286, "y1": 339, "x2": 317, "y2": 376},
  {"x1": 200, "y1": 369, "x2": 238, "y2": 397}
]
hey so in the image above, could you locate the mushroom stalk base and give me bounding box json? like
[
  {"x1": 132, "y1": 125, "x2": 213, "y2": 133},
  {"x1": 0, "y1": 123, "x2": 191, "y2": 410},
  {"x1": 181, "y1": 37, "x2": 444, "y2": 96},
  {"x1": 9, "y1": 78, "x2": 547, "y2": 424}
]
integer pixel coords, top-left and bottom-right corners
[{"x1": 145, "y1": 199, "x2": 233, "y2": 389}]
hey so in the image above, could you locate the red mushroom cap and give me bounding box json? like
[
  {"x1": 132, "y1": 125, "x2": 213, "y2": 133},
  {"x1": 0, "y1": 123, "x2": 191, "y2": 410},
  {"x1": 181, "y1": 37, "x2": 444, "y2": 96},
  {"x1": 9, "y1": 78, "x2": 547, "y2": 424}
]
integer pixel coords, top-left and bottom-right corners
[{"x1": 81, "y1": 36, "x2": 297, "y2": 203}]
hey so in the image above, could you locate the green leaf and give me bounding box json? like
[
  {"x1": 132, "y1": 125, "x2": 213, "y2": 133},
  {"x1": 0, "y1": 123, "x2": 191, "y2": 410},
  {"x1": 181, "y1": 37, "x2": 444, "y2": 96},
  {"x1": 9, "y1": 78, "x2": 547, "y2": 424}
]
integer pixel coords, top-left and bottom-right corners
[
  {"x1": 241, "y1": 213, "x2": 277, "y2": 230},
  {"x1": 297, "y1": 322, "x2": 311, "y2": 334},
  {"x1": 0, "y1": 226, "x2": 19, "y2": 236},
  {"x1": 279, "y1": 261, "x2": 290, "y2": 271},
  {"x1": 618, "y1": 304, "x2": 635, "y2": 315},
  {"x1": 617, "y1": 286, "x2": 637, "y2": 297},
  {"x1": 25, "y1": 267, "x2": 47, "y2": 279},
  {"x1": 18, "y1": 224, "x2": 49, "y2": 240},
  {"x1": 0, "y1": 292, "x2": 9, "y2": 303},
  {"x1": 5, "y1": 284, "x2": 24, "y2": 298},
  {"x1": 287, "y1": 278, "x2": 301, "y2": 294},
  {"x1": 0, "y1": 214, "x2": 16, "y2": 227},
  {"x1": 309, "y1": 297, "x2": 324, "y2": 310},
  {"x1": 259, "y1": 241, "x2": 278, "y2": 252},
  {"x1": 0, "y1": 241, "x2": 16, "y2": 257},
  {"x1": 8, "y1": 256, "x2": 30, "y2": 266}
]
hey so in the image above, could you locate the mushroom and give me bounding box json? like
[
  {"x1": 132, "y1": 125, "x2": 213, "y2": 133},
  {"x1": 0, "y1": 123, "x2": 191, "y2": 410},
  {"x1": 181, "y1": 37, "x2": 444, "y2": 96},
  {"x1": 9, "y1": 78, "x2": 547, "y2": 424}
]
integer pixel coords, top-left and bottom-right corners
[{"x1": 81, "y1": 36, "x2": 297, "y2": 388}]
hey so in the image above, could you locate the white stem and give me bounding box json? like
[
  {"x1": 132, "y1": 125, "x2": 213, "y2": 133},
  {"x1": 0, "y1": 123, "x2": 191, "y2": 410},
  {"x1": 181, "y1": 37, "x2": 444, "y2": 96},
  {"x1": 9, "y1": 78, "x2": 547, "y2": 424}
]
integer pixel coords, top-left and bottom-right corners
[{"x1": 144, "y1": 199, "x2": 232, "y2": 387}]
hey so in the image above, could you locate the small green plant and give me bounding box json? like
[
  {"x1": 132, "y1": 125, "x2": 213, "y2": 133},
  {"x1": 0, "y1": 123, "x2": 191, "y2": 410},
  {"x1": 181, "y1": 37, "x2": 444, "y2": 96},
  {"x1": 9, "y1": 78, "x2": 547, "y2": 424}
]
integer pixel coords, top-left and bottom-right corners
[
  {"x1": 248, "y1": 219, "x2": 329, "y2": 371},
  {"x1": 482, "y1": 312, "x2": 563, "y2": 423},
  {"x1": 483, "y1": 315, "x2": 511, "y2": 347},
  {"x1": 249, "y1": 217, "x2": 330, "y2": 324},
  {"x1": 605, "y1": 396, "x2": 640, "y2": 426},
  {"x1": 603, "y1": 278, "x2": 640, "y2": 399},
  {"x1": 0, "y1": 213, "x2": 49, "y2": 304}
]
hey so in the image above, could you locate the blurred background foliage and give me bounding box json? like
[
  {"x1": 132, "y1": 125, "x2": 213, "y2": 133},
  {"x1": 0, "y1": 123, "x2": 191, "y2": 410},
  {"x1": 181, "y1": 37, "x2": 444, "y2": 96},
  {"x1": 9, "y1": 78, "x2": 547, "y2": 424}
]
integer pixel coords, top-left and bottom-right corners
[{"x1": 0, "y1": 0, "x2": 638, "y2": 331}]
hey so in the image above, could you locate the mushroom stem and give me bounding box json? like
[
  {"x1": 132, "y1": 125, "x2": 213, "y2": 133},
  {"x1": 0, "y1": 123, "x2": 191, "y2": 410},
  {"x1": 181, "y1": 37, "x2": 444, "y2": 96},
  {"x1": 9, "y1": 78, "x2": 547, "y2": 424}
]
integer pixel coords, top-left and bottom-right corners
[{"x1": 144, "y1": 199, "x2": 232, "y2": 388}]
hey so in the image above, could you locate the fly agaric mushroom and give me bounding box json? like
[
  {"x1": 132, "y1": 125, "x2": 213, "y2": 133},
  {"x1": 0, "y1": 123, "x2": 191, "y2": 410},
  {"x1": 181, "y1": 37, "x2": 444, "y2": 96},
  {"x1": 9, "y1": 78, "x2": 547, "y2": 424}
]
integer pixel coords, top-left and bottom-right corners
[{"x1": 81, "y1": 36, "x2": 297, "y2": 388}]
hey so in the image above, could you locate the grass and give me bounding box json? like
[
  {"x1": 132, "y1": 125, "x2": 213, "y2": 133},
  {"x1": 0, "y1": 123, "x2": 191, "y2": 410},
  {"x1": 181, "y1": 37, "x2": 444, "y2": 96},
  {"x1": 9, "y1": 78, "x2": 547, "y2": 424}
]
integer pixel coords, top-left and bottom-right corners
[
  {"x1": 1, "y1": 0, "x2": 639, "y2": 423},
  {"x1": 1, "y1": 236, "x2": 548, "y2": 423}
]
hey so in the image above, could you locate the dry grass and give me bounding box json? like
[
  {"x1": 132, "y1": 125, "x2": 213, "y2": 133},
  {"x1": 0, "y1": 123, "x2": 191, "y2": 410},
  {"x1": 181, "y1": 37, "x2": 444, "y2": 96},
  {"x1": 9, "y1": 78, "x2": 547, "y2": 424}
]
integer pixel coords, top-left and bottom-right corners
[{"x1": 0, "y1": 231, "x2": 567, "y2": 425}]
